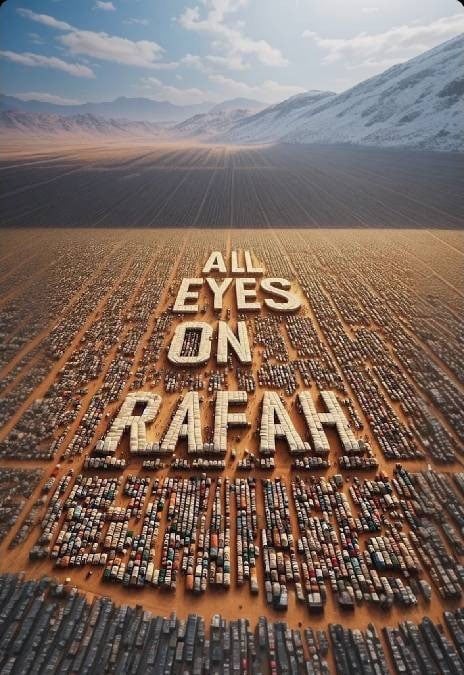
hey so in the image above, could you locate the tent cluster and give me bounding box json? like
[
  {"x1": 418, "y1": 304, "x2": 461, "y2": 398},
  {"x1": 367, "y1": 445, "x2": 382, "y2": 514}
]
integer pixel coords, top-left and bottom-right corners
[
  {"x1": 299, "y1": 391, "x2": 360, "y2": 455},
  {"x1": 97, "y1": 393, "x2": 161, "y2": 455},
  {"x1": 260, "y1": 392, "x2": 308, "y2": 455},
  {"x1": 212, "y1": 391, "x2": 248, "y2": 453}
]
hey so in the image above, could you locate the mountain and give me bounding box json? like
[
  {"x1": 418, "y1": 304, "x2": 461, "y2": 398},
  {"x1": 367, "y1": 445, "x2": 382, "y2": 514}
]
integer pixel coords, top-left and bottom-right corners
[
  {"x1": 3, "y1": 36, "x2": 462, "y2": 150},
  {"x1": 171, "y1": 108, "x2": 254, "y2": 140},
  {"x1": 209, "y1": 98, "x2": 266, "y2": 114},
  {"x1": 218, "y1": 90, "x2": 335, "y2": 144},
  {"x1": 0, "y1": 110, "x2": 161, "y2": 138},
  {"x1": 220, "y1": 35, "x2": 464, "y2": 152},
  {"x1": 0, "y1": 106, "x2": 253, "y2": 143},
  {"x1": 0, "y1": 95, "x2": 211, "y2": 123}
]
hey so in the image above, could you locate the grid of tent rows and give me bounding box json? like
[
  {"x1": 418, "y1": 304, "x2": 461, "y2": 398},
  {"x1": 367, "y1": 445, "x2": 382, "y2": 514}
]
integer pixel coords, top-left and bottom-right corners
[
  {"x1": 0, "y1": 227, "x2": 463, "y2": 672},
  {"x1": 0, "y1": 575, "x2": 463, "y2": 674}
]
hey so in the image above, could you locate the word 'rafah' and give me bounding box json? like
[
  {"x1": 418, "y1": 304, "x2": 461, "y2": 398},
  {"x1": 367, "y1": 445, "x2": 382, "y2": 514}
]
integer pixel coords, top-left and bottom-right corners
[{"x1": 97, "y1": 389, "x2": 360, "y2": 457}]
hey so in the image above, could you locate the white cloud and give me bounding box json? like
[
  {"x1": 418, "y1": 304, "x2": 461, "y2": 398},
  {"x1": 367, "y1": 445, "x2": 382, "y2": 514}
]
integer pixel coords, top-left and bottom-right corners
[
  {"x1": 172, "y1": 52, "x2": 247, "y2": 74},
  {"x1": 303, "y1": 14, "x2": 464, "y2": 68},
  {"x1": 12, "y1": 91, "x2": 81, "y2": 105},
  {"x1": 140, "y1": 72, "x2": 304, "y2": 106},
  {"x1": 0, "y1": 50, "x2": 95, "y2": 78},
  {"x1": 94, "y1": 1, "x2": 116, "y2": 10},
  {"x1": 206, "y1": 54, "x2": 249, "y2": 71},
  {"x1": 208, "y1": 74, "x2": 305, "y2": 103},
  {"x1": 178, "y1": 0, "x2": 288, "y2": 69},
  {"x1": 17, "y1": 8, "x2": 72, "y2": 31},
  {"x1": 179, "y1": 53, "x2": 208, "y2": 71},
  {"x1": 140, "y1": 76, "x2": 210, "y2": 105},
  {"x1": 59, "y1": 31, "x2": 165, "y2": 67},
  {"x1": 18, "y1": 7, "x2": 169, "y2": 70},
  {"x1": 362, "y1": 7, "x2": 379, "y2": 14}
]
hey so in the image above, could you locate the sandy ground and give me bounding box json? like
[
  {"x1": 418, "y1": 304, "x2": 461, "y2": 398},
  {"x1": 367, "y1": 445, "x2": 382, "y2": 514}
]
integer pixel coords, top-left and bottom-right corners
[{"x1": 0, "y1": 228, "x2": 463, "y2": 670}]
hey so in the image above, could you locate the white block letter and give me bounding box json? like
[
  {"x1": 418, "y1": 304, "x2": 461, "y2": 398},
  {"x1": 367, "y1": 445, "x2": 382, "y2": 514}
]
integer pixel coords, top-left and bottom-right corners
[
  {"x1": 161, "y1": 392, "x2": 203, "y2": 454},
  {"x1": 173, "y1": 278, "x2": 203, "y2": 313},
  {"x1": 168, "y1": 321, "x2": 212, "y2": 365},
  {"x1": 203, "y1": 251, "x2": 227, "y2": 274},
  {"x1": 231, "y1": 250, "x2": 245, "y2": 274},
  {"x1": 260, "y1": 391, "x2": 307, "y2": 455},
  {"x1": 244, "y1": 250, "x2": 264, "y2": 275},
  {"x1": 213, "y1": 391, "x2": 248, "y2": 453},
  {"x1": 262, "y1": 278, "x2": 300, "y2": 312},
  {"x1": 206, "y1": 277, "x2": 232, "y2": 311},
  {"x1": 298, "y1": 390, "x2": 359, "y2": 454},
  {"x1": 236, "y1": 278, "x2": 260, "y2": 311},
  {"x1": 100, "y1": 392, "x2": 161, "y2": 455},
  {"x1": 217, "y1": 321, "x2": 252, "y2": 365}
]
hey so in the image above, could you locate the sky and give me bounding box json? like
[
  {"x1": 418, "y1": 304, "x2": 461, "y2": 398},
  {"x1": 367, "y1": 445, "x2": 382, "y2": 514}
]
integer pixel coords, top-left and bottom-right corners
[{"x1": 1, "y1": 0, "x2": 463, "y2": 107}]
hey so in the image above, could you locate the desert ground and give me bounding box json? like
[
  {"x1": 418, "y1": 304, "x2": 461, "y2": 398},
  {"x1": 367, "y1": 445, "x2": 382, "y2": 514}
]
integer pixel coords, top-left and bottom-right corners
[
  {"x1": 0, "y1": 141, "x2": 463, "y2": 671},
  {"x1": 0, "y1": 221, "x2": 463, "y2": 669}
]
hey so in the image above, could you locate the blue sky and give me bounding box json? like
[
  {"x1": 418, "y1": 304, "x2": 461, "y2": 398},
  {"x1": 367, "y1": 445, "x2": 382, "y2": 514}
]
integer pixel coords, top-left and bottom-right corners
[{"x1": 1, "y1": 0, "x2": 463, "y2": 106}]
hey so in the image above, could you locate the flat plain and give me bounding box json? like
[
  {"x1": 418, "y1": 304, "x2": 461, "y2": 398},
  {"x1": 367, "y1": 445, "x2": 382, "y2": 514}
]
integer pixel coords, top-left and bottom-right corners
[{"x1": 1, "y1": 141, "x2": 463, "y2": 229}]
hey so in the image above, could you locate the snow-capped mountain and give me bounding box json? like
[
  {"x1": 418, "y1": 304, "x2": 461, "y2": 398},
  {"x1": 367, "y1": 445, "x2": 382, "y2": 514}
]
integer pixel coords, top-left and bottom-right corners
[
  {"x1": 2, "y1": 36, "x2": 462, "y2": 150},
  {"x1": 218, "y1": 91, "x2": 335, "y2": 144},
  {"x1": 0, "y1": 95, "x2": 264, "y2": 122},
  {"x1": 221, "y1": 35, "x2": 464, "y2": 152},
  {"x1": 171, "y1": 108, "x2": 253, "y2": 140},
  {"x1": 0, "y1": 110, "x2": 161, "y2": 138},
  {"x1": 209, "y1": 98, "x2": 266, "y2": 114}
]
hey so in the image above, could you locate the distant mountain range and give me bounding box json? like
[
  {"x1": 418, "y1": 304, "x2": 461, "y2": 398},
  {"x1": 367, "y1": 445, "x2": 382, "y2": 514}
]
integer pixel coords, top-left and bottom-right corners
[
  {"x1": 220, "y1": 35, "x2": 464, "y2": 152},
  {"x1": 0, "y1": 94, "x2": 264, "y2": 123},
  {"x1": 171, "y1": 108, "x2": 252, "y2": 140},
  {"x1": 0, "y1": 95, "x2": 265, "y2": 141},
  {"x1": 0, "y1": 110, "x2": 161, "y2": 138},
  {"x1": 209, "y1": 98, "x2": 265, "y2": 114},
  {"x1": 1, "y1": 36, "x2": 463, "y2": 151}
]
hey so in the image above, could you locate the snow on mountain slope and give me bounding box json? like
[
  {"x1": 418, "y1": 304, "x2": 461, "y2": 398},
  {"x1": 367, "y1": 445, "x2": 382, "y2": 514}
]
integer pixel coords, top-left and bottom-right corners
[
  {"x1": 219, "y1": 91, "x2": 335, "y2": 144},
  {"x1": 209, "y1": 98, "x2": 266, "y2": 114},
  {"x1": 0, "y1": 111, "x2": 161, "y2": 138},
  {"x1": 222, "y1": 35, "x2": 464, "y2": 151},
  {"x1": 171, "y1": 108, "x2": 252, "y2": 139}
]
